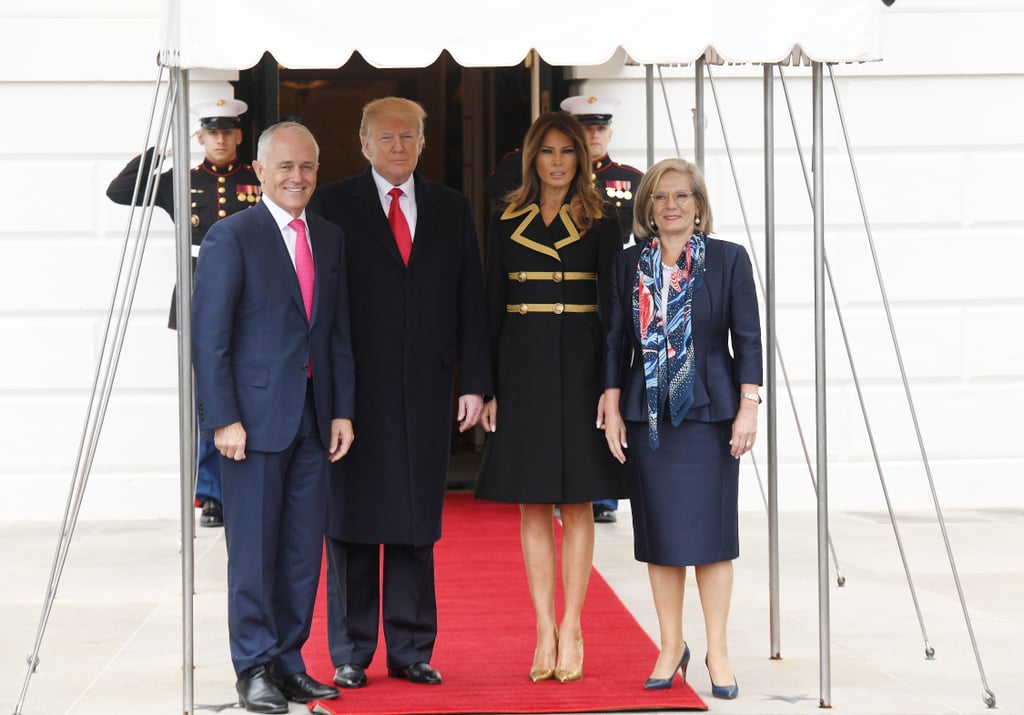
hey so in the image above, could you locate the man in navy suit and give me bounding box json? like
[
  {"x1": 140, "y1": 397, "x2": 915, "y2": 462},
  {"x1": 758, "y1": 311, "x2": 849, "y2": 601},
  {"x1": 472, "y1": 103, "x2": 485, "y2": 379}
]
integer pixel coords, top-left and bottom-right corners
[
  {"x1": 309, "y1": 97, "x2": 490, "y2": 689},
  {"x1": 192, "y1": 122, "x2": 355, "y2": 713}
]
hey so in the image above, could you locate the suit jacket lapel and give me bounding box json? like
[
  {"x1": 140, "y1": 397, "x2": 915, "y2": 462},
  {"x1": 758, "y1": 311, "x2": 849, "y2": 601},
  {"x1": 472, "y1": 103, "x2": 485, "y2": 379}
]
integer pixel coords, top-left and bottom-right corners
[
  {"x1": 354, "y1": 169, "x2": 406, "y2": 267},
  {"x1": 408, "y1": 174, "x2": 432, "y2": 265},
  {"x1": 252, "y1": 202, "x2": 307, "y2": 322}
]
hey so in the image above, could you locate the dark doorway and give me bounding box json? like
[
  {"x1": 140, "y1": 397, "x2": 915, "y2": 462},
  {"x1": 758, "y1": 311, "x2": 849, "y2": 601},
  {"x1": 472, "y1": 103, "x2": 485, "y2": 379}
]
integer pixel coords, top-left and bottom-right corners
[{"x1": 232, "y1": 52, "x2": 565, "y2": 487}]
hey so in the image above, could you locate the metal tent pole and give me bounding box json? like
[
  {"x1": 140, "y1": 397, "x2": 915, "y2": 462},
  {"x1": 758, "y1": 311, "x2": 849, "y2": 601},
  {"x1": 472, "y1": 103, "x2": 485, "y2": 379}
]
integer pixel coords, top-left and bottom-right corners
[
  {"x1": 827, "y1": 66, "x2": 996, "y2": 710},
  {"x1": 13, "y1": 68, "x2": 175, "y2": 715},
  {"x1": 763, "y1": 64, "x2": 781, "y2": 661},
  {"x1": 656, "y1": 65, "x2": 680, "y2": 158},
  {"x1": 693, "y1": 58, "x2": 704, "y2": 169},
  {"x1": 811, "y1": 61, "x2": 831, "y2": 709},
  {"x1": 645, "y1": 65, "x2": 654, "y2": 167},
  {"x1": 703, "y1": 65, "x2": 846, "y2": 588},
  {"x1": 169, "y1": 65, "x2": 196, "y2": 715}
]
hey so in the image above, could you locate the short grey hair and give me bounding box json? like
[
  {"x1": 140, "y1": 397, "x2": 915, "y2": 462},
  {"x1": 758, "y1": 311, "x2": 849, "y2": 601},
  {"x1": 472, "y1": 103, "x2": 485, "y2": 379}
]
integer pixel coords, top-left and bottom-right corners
[{"x1": 256, "y1": 121, "x2": 320, "y2": 163}]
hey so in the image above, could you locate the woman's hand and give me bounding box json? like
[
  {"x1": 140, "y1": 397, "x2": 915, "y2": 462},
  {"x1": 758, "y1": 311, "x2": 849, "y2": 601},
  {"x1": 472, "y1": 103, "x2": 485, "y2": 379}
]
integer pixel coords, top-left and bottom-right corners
[
  {"x1": 599, "y1": 389, "x2": 628, "y2": 464},
  {"x1": 729, "y1": 387, "x2": 760, "y2": 459},
  {"x1": 480, "y1": 398, "x2": 497, "y2": 433}
]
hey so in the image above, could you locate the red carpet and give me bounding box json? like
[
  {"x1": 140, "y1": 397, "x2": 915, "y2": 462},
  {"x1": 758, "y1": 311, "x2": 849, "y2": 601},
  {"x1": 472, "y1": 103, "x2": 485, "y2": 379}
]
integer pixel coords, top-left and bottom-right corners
[{"x1": 303, "y1": 492, "x2": 706, "y2": 713}]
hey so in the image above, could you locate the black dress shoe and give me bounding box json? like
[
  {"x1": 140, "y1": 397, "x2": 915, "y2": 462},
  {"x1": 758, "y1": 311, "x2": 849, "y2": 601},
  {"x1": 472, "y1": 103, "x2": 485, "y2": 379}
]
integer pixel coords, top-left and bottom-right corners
[
  {"x1": 333, "y1": 663, "x2": 367, "y2": 688},
  {"x1": 593, "y1": 505, "x2": 617, "y2": 523},
  {"x1": 274, "y1": 672, "x2": 340, "y2": 702},
  {"x1": 236, "y1": 664, "x2": 288, "y2": 714},
  {"x1": 387, "y1": 662, "x2": 442, "y2": 684},
  {"x1": 200, "y1": 499, "x2": 224, "y2": 527}
]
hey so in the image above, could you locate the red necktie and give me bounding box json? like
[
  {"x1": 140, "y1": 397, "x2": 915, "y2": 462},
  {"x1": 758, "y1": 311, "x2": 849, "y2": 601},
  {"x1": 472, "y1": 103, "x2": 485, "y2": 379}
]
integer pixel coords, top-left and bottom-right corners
[
  {"x1": 388, "y1": 187, "x2": 412, "y2": 265},
  {"x1": 289, "y1": 218, "x2": 314, "y2": 376}
]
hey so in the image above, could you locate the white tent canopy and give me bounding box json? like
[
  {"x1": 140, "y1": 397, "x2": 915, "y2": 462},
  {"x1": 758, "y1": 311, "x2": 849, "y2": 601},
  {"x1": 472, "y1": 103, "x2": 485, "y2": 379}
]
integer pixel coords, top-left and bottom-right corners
[
  {"x1": 160, "y1": 0, "x2": 881, "y2": 70},
  {"x1": 149, "y1": 1, "x2": 883, "y2": 713}
]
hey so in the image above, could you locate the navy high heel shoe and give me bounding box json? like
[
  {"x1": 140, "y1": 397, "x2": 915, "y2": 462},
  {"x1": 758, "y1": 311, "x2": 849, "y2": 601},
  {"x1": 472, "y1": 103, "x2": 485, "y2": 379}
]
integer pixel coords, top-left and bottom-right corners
[
  {"x1": 705, "y1": 655, "x2": 739, "y2": 699},
  {"x1": 643, "y1": 643, "x2": 690, "y2": 690}
]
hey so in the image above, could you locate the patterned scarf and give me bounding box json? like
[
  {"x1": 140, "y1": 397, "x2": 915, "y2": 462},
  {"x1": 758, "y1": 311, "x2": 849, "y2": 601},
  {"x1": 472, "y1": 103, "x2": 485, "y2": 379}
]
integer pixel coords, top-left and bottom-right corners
[{"x1": 632, "y1": 232, "x2": 706, "y2": 448}]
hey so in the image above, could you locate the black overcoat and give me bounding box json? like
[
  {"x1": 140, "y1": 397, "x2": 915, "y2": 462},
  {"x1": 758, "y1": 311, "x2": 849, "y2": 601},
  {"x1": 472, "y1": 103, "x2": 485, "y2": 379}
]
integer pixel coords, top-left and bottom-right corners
[
  {"x1": 310, "y1": 169, "x2": 490, "y2": 546},
  {"x1": 474, "y1": 202, "x2": 627, "y2": 504}
]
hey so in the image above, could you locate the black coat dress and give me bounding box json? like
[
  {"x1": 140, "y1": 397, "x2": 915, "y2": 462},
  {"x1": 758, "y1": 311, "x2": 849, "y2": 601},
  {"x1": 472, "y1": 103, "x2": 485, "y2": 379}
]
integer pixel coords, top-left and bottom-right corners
[{"x1": 475, "y1": 201, "x2": 627, "y2": 504}]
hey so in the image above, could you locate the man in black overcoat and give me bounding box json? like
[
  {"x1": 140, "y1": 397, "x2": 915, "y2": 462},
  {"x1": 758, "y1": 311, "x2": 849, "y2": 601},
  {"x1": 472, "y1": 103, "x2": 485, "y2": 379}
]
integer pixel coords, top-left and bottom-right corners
[{"x1": 308, "y1": 97, "x2": 490, "y2": 688}]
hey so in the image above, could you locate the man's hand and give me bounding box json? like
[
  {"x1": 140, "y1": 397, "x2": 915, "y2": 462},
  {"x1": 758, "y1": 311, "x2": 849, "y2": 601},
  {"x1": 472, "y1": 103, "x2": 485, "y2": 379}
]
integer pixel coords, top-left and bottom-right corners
[
  {"x1": 457, "y1": 394, "x2": 484, "y2": 432},
  {"x1": 329, "y1": 418, "x2": 355, "y2": 462},
  {"x1": 214, "y1": 422, "x2": 247, "y2": 461}
]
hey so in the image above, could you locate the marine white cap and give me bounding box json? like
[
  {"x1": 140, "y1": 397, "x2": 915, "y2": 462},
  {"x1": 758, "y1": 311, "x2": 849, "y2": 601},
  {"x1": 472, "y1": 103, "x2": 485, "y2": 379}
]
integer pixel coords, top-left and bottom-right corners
[
  {"x1": 192, "y1": 98, "x2": 248, "y2": 129},
  {"x1": 559, "y1": 95, "x2": 621, "y2": 125}
]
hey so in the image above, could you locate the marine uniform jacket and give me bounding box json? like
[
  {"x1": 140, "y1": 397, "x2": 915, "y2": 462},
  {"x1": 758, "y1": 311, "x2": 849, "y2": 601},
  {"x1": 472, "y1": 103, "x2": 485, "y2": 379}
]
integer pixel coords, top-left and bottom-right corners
[
  {"x1": 106, "y1": 149, "x2": 261, "y2": 327},
  {"x1": 592, "y1": 153, "x2": 644, "y2": 245}
]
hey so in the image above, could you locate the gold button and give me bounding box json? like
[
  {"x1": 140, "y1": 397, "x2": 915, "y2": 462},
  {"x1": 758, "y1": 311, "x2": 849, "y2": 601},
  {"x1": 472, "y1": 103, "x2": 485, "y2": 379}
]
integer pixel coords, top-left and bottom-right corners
[
  {"x1": 219, "y1": 197, "x2": 227, "y2": 204},
  {"x1": 218, "y1": 186, "x2": 226, "y2": 194},
  {"x1": 552, "y1": 271, "x2": 563, "y2": 283},
  {"x1": 218, "y1": 209, "x2": 227, "y2": 218},
  {"x1": 517, "y1": 271, "x2": 527, "y2": 283},
  {"x1": 518, "y1": 303, "x2": 529, "y2": 314},
  {"x1": 218, "y1": 176, "x2": 226, "y2": 183},
  {"x1": 553, "y1": 303, "x2": 564, "y2": 314}
]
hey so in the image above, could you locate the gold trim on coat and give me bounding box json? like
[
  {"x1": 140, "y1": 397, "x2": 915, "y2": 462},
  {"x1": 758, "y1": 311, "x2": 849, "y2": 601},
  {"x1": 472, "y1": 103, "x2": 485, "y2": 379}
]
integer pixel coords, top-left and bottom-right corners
[
  {"x1": 507, "y1": 271, "x2": 597, "y2": 283},
  {"x1": 506, "y1": 303, "x2": 598, "y2": 315},
  {"x1": 501, "y1": 203, "x2": 581, "y2": 262}
]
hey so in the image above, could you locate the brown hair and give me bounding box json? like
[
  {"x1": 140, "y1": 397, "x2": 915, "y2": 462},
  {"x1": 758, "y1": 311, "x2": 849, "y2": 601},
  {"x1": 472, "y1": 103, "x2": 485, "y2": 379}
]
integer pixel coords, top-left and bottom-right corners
[
  {"x1": 632, "y1": 157, "x2": 714, "y2": 239},
  {"x1": 506, "y1": 112, "x2": 604, "y2": 233}
]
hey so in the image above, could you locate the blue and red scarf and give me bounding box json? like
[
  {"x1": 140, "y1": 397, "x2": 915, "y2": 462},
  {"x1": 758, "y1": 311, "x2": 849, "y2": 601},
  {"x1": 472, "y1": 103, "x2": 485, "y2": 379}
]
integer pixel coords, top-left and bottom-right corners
[{"x1": 632, "y1": 232, "x2": 706, "y2": 448}]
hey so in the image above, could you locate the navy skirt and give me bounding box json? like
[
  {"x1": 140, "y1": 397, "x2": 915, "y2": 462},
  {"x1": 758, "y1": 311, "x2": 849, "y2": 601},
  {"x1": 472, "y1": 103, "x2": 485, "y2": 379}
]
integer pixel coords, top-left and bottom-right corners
[{"x1": 625, "y1": 419, "x2": 739, "y2": 567}]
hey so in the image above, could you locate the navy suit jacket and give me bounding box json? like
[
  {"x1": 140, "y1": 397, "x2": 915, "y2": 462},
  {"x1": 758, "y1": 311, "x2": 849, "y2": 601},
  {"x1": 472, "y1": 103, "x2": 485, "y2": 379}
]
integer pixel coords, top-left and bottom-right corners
[
  {"x1": 192, "y1": 200, "x2": 355, "y2": 452},
  {"x1": 603, "y1": 236, "x2": 762, "y2": 424}
]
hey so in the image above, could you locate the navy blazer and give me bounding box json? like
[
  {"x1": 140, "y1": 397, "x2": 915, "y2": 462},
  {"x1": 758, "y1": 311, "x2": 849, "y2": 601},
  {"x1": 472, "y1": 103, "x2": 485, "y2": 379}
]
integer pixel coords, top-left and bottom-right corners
[
  {"x1": 191, "y1": 200, "x2": 355, "y2": 452},
  {"x1": 603, "y1": 236, "x2": 762, "y2": 424}
]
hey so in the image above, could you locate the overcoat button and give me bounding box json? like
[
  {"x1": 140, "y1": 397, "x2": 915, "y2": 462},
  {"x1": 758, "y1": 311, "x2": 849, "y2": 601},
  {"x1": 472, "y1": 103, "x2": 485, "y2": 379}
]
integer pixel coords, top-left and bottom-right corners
[
  {"x1": 518, "y1": 304, "x2": 529, "y2": 314},
  {"x1": 552, "y1": 272, "x2": 563, "y2": 282},
  {"x1": 553, "y1": 303, "x2": 564, "y2": 315}
]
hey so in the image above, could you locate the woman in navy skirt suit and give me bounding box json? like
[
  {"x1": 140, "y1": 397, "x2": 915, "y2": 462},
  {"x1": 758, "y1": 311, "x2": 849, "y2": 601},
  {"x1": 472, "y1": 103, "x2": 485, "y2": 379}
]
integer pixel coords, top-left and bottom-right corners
[{"x1": 600, "y1": 158, "x2": 762, "y2": 698}]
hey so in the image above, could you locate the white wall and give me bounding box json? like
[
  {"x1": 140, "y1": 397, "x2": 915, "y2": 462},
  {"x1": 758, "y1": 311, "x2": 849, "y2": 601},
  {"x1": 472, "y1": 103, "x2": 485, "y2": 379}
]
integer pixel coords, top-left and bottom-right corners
[
  {"x1": 569, "y1": 0, "x2": 1024, "y2": 512},
  {"x1": 0, "y1": 2, "x2": 248, "y2": 521},
  {"x1": 1, "y1": 1, "x2": 1021, "y2": 520}
]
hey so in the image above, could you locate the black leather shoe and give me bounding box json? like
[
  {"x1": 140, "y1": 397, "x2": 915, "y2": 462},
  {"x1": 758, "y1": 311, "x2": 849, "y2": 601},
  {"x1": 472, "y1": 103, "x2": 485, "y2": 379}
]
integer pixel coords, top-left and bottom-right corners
[
  {"x1": 593, "y1": 505, "x2": 617, "y2": 523},
  {"x1": 387, "y1": 662, "x2": 442, "y2": 685},
  {"x1": 274, "y1": 672, "x2": 339, "y2": 702},
  {"x1": 200, "y1": 499, "x2": 224, "y2": 527},
  {"x1": 333, "y1": 663, "x2": 367, "y2": 688},
  {"x1": 236, "y1": 664, "x2": 288, "y2": 714}
]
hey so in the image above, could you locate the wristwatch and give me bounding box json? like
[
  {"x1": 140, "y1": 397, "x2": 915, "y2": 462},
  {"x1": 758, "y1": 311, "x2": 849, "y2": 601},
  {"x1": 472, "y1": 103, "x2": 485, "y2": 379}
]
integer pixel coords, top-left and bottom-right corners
[{"x1": 740, "y1": 392, "x2": 762, "y2": 404}]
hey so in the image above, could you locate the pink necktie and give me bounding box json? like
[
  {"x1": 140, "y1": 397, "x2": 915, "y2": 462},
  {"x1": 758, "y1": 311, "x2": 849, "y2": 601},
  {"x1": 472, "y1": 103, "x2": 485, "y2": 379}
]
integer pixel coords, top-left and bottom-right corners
[
  {"x1": 289, "y1": 218, "x2": 314, "y2": 376},
  {"x1": 388, "y1": 187, "x2": 413, "y2": 265}
]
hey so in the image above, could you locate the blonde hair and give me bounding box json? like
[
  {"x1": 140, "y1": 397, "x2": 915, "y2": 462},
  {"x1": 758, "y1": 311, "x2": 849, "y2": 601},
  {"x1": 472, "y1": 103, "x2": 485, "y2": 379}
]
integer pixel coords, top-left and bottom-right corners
[
  {"x1": 506, "y1": 112, "x2": 604, "y2": 233},
  {"x1": 359, "y1": 97, "x2": 427, "y2": 144},
  {"x1": 632, "y1": 157, "x2": 714, "y2": 239}
]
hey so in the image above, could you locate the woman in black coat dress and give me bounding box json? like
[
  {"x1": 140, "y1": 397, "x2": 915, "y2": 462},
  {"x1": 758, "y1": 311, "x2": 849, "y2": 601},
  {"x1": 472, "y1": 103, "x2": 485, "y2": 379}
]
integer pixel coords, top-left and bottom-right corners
[
  {"x1": 476, "y1": 112, "x2": 625, "y2": 684},
  {"x1": 601, "y1": 158, "x2": 762, "y2": 697}
]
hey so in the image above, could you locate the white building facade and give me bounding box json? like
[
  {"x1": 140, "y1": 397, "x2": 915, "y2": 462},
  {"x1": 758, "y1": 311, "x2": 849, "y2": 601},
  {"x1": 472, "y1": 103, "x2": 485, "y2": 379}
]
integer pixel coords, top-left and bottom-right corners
[{"x1": 1, "y1": 1, "x2": 1022, "y2": 520}]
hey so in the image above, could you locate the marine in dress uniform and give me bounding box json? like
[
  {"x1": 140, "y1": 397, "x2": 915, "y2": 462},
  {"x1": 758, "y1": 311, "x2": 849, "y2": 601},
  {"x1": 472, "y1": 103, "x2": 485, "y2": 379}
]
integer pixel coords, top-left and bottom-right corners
[
  {"x1": 559, "y1": 95, "x2": 645, "y2": 250},
  {"x1": 106, "y1": 97, "x2": 260, "y2": 528}
]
